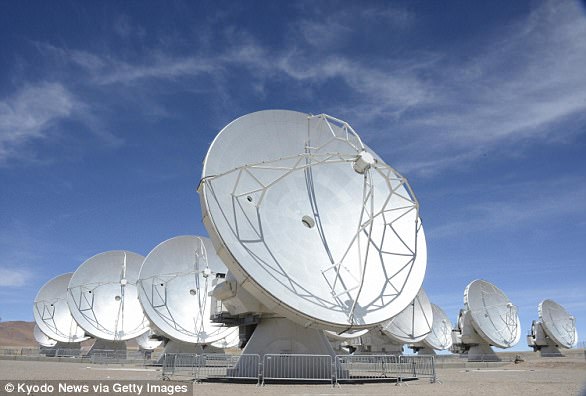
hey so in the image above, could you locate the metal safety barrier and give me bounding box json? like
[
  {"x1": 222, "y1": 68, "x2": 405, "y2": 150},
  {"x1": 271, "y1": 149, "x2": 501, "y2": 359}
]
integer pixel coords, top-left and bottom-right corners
[
  {"x1": 336, "y1": 354, "x2": 400, "y2": 382},
  {"x1": 399, "y1": 355, "x2": 436, "y2": 383},
  {"x1": 161, "y1": 353, "x2": 261, "y2": 383},
  {"x1": 160, "y1": 353, "x2": 436, "y2": 385},
  {"x1": 262, "y1": 354, "x2": 333, "y2": 385}
]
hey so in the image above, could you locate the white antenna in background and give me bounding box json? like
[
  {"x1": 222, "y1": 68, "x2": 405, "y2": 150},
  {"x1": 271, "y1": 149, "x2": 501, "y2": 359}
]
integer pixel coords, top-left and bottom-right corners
[
  {"x1": 137, "y1": 235, "x2": 239, "y2": 355},
  {"x1": 452, "y1": 279, "x2": 521, "y2": 361},
  {"x1": 33, "y1": 273, "x2": 89, "y2": 355},
  {"x1": 67, "y1": 250, "x2": 149, "y2": 357},
  {"x1": 528, "y1": 299, "x2": 578, "y2": 357}
]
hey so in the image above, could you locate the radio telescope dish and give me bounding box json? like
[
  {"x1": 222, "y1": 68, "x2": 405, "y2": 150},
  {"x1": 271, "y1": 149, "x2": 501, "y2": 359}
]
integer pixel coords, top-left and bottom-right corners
[
  {"x1": 135, "y1": 330, "x2": 163, "y2": 351},
  {"x1": 421, "y1": 303, "x2": 453, "y2": 351},
  {"x1": 34, "y1": 324, "x2": 57, "y2": 348},
  {"x1": 198, "y1": 109, "x2": 427, "y2": 330},
  {"x1": 382, "y1": 288, "x2": 433, "y2": 343},
  {"x1": 539, "y1": 299, "x2": 577, "y2": 349},
  {"x1": 67, "y1": 251, "x2": 149, "y2": 341},
  {"x1": 33, "y1": 273, "x2": 89, "y2": 343},
  {"x1": 138, "y1": 235, "x2": 238, "y2": 345},
  {"x1": 464, "y1": 279, "x2": 520, "y2": 348}
]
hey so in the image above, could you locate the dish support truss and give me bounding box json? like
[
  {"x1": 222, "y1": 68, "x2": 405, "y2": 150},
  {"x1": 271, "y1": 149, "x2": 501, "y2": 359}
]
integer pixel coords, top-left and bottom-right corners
[{"x1": 200, "y1": 114, "x2": 422, "y2": 327}]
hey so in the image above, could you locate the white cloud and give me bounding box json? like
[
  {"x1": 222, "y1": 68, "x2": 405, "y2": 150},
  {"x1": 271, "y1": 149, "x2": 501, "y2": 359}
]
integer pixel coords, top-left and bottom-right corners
[
  {"x1": 393, "y1": 1, "x2": 586, "y2": 175},
  {"x1": 0, "y1": 83, "x2": 74, "y2": 164},
  {"x1": 23, "y1": 2, "x2": 585, "y2": 174},
  {"x1": 0, "y1": 268, "x2": 32, "y2": 287}
]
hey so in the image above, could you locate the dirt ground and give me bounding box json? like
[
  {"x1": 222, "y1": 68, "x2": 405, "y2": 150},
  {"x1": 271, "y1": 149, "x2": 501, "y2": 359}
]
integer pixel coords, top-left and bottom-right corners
[{"x1": 1, "y1": 354, "x2": 585, "y2": 396}]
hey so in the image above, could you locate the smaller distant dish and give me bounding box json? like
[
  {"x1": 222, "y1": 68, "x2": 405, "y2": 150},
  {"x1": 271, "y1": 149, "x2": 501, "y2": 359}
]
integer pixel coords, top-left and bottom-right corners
[
  {"x1": 421, "y1": 304, "x2": 452, "y2": 350},
  {"x1": 539, "y1": 299, "x2": 577, "y2": 349},
  {"x1": 33, "y1": 273, "x2": 89, "y2": 343},
  {"x1": 67, "y1": 251, "x2": 149, "y2": 341},
  {"x1": 138, "y1": 235, "x2": 238, "y2": 345},
  {"x1": 464, "y1": 279, "x2": 520, "y2": 348},
  {"x1": 382, "y1": 288, "x2": 433, "y2": 343},
  {"x1": 34, "y1": 324, "x2": 57, "y2": 348}
]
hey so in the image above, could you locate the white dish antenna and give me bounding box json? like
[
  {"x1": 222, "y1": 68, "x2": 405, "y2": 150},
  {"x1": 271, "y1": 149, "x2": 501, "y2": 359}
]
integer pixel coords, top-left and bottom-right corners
[
  {"x1": 67, "y1": 251, "x2": 149, "y2": 341},
  {"x1": 137, "y1": 235, "x2": 238, "y2": 345},
  {"x1": 33, "y1": 273, "x2": 89, "y2": 343},
  {"x1": 198, "y1": 110, "x2": 427, "y2": 330},
  {"x1": 464, "y1": 279, "x2": 520, "y2": 348},
  {"x1": 539, "y1": 299, "x2": 577, "y2": 349},
  {"x1": 135, "y1": 330, "x2": 163, "y2": 351},
  {"x1": 421, "y1": 303, "x2": 453, "y2": 350},
  {"x1": 382, "y1": 288, "x2": 433, "y2": 343},
  {"x1": 34, "y1": 324, "x2": 57, "y2": 348}
]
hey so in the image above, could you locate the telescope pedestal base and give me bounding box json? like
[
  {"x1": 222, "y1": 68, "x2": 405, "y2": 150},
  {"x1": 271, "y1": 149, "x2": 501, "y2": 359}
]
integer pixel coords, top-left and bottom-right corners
[
  {"x1": 229, "y1": 317, "x2": 344, "y2": 379},
  {"x1": 466, "y1": 343, "x2": 500, "y2": 362}
]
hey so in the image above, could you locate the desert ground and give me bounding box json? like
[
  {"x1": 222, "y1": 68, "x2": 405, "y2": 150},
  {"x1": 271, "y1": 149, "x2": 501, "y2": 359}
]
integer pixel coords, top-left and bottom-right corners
[
  {"x1": 1, "y1": 322, "x2": 584, "y2": 395},
  {"x1": 1, "y1": 352, "x2": 585, "y2": 396}
]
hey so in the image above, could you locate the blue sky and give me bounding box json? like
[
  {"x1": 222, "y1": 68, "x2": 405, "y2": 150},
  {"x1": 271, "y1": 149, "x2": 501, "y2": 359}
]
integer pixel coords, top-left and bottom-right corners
[{"x1": 0, "y1": 1, "x2": 584, "y2": 351}]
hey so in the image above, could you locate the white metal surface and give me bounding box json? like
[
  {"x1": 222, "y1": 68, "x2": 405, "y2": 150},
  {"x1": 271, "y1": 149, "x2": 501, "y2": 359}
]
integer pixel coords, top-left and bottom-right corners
[
  {"x1": 382, "y1": 288, "x2": 433, "y2": 343},
  {"x1": 464, "y1": 279, "x2": 520, "y2": 348},
  {"x1": 33, "y1": 324, "x2": 58, "y2": 347},
  {"x1": 198, "y1": 110, "x2": 427, "y2": 330},
  {"x1": 135, "y1": 330, "x2": 163, "y2": 350},
  {"x1": 137, "y1": 235, "x2": 238, "y2": 345},
  {"x1": 67, "y1": 251, "x2": 149, "y2": 341},
  {"x1": 422, "y1": 303, "x2": 453, "y2": 350},
  {"x1": 33, "y1": 273, "x2": 89, "y2": 343},
  {"x1": 539, "y1": 299, "x2": 577, "y2": 349}
]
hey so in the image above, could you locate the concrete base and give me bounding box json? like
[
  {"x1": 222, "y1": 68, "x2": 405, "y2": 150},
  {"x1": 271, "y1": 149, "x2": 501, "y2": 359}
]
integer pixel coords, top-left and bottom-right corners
[
  {"x1": 538, "y1": 345, "x2": 564, "y2": 357},
  {"x1": 353, "y1": 329, "x2": 403, "y2": 354},
  {"x1": 466, "y1": 343, "x2": 500, "y2": 362},
  {"x1": 241, "y1": 317, "x2": 335, "y2": 355},
  {"x1": 229, "y1": 317, "x2": 343, "y2": 379},
  {"x1": 162, "y1": 340, "x2": 223, "y2": 355}
]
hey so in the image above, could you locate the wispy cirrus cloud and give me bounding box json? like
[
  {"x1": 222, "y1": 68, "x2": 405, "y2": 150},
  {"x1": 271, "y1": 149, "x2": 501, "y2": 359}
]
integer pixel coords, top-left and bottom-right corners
[
  {"x1": 0, "y1": 81, "x2": 122, "y2": 165},
  {"x1": 14, "y1": 2, "x2": 586, "y2": 173},
  {"x1": 0, "y1": 268, "x2": 32, "y2": 287},
  {"x1": 0, "y1": 83, "x2": 74, "y2": 164}
]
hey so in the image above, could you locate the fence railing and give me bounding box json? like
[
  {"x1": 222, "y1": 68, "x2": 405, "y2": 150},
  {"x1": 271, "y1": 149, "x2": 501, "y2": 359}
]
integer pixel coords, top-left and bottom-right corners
[
  {"x1": 161, "y1": 353, "x2": 436, "y2": 385},
  {"x1": 162, "y1": 353, "x2": 261, "y2": 383},
  {"x1": 336, "y1": 354, "x2": 400, "y2": 382},
  {"x1": 263, "y1": 354, "x2": 333, "y2": 385}
]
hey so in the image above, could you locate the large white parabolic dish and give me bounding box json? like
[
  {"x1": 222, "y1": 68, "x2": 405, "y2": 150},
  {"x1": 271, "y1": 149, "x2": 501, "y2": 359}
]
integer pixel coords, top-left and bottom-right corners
[
  {"x1": 422, "y1": 303, "x2": 453, "y2": 350},
  {"x1": 381, "y1": 288, "x2": 433, "y2": 343},
  {"x1": 199, "y1": 110, "x2": 427, "y2": 330},
  {"x1": 464, "y1": 279, "x2": 520, "y2": 348},
  {"x1": 539, "y1": 299, "x2": 577, "y2": 349},
  {"x1": 33, "y1": 273, "x2": 89, "y2": 343},
  {"x1": 67, "y1": 251, "x2": 149, "y2": 341},
  {"x1": 138, "y1": 235, "x2": 238, "y2": 345}
]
